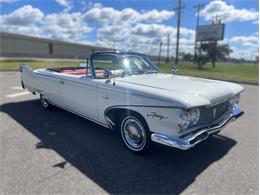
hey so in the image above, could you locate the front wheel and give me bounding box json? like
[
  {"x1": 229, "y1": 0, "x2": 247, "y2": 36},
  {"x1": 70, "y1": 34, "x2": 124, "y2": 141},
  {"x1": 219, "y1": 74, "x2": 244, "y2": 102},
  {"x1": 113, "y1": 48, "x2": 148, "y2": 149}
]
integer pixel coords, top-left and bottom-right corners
[{"x1": 120, "y1": 115, "x2": 150, "y2": 153}]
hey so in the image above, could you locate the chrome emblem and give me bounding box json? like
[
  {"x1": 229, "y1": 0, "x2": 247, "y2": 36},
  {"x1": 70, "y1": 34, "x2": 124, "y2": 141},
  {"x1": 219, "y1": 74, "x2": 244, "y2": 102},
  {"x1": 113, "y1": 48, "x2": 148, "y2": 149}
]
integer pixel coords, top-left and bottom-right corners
[
  {"x1": 213, "y1": 108, "x2": 217, "y2": 118},
  {"x1": 147, "y1": 112, "x2": 168, "y2": 120}
]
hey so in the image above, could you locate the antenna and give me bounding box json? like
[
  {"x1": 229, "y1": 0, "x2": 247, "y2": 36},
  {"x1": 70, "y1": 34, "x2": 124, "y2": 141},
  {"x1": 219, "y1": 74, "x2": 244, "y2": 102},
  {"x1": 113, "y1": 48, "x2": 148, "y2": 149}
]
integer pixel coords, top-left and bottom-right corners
[
  {"x1": 158, "y1": 42, "x2": 163, "y2": 64},
  {"x1": 113, "y1": 64, "x2": 116, "y2": 86},
  {"x1": 113, "y1": 54, "x2": 116, "y2": 86}
]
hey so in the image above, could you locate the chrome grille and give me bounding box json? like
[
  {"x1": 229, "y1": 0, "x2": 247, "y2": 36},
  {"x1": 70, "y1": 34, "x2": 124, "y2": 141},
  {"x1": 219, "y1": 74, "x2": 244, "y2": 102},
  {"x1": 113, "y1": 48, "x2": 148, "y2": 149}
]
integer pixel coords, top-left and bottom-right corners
[{"x1": 197, "y1": 102, "x2": 229, "y2": 126}]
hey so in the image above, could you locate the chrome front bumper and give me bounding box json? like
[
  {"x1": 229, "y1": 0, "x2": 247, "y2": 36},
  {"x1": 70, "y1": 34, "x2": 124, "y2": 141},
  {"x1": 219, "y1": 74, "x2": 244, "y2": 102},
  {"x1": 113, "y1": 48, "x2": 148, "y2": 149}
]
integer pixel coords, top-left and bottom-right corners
[{"x1": 151, "y1": 107, "x2": 244, "y2": 150}]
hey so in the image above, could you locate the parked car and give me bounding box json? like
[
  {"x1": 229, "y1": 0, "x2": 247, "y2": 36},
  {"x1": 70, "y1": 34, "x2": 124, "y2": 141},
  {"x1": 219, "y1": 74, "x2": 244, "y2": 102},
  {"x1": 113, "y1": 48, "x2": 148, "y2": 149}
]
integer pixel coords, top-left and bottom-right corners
[{"x1": 20, "y1": 51, "x2": 244, "y2": 153}]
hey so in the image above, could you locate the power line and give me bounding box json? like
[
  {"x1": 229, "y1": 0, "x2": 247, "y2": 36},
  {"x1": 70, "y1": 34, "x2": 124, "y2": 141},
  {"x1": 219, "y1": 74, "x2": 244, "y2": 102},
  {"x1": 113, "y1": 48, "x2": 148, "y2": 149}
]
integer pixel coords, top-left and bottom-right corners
[{"x1": 173, "y1": 0, "x2": 185, "y2": 64}]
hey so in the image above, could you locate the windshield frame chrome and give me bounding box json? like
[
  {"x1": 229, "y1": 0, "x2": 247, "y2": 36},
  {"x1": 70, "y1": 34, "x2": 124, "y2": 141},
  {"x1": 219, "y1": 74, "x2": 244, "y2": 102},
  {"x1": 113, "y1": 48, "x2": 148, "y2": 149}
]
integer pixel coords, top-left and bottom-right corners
[{"x1": 89, "y1": 51, "x2": 161, "y2": 79}]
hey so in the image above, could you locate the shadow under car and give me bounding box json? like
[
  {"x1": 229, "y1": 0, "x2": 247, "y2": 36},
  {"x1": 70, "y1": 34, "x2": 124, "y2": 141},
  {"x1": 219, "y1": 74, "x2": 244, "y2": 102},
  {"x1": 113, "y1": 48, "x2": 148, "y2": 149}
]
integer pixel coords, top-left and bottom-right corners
[{"x1": 1, "y1": 99, "x2": 237, "y2": 194}]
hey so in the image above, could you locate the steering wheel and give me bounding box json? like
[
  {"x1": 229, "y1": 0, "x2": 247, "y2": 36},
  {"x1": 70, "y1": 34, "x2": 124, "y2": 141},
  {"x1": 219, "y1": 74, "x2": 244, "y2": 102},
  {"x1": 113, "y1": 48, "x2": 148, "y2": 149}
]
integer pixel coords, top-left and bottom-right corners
[{"x1": 94, "y1": 67, "x2": 112, "y2": 78}]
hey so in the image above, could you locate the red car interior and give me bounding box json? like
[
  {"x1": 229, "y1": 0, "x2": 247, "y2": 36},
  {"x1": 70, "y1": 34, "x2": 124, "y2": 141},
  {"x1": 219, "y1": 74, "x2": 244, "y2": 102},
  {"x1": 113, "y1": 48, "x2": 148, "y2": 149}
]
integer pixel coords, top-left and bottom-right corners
[{"x1": 48, "y1": 67, "x2": 105, "y2": 78}]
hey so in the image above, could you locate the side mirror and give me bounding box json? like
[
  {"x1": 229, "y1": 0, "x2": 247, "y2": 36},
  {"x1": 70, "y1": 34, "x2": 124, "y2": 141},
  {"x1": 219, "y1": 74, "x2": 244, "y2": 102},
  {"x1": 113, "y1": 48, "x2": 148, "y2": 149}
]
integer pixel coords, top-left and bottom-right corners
[{"x1": 171, "y1": 66, "x2": 178, "y2": 75}]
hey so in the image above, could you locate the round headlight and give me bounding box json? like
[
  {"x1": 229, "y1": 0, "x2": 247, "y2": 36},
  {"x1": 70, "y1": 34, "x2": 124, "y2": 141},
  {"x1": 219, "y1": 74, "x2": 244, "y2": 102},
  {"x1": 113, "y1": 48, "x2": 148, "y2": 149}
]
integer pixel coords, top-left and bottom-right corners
[
  {"x1": 178, "y1": 111, "x2": 190, "y2": 130},
  {"x1": 190, "y1": 108, "x2": 200, "y2": 125},
  {"x1": 229, "y1": 95, "x2": 240, "y2": 108},
  {"x1": 229, "y1": 98, "x2": 235, "y2": 107}
]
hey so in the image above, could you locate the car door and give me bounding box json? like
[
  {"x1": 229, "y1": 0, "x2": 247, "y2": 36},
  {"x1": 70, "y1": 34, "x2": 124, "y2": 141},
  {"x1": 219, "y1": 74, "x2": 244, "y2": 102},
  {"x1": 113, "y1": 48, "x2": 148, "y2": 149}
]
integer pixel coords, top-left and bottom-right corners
[{"x1": 58, "y1": 75, "x2": 98, "y2": 120}]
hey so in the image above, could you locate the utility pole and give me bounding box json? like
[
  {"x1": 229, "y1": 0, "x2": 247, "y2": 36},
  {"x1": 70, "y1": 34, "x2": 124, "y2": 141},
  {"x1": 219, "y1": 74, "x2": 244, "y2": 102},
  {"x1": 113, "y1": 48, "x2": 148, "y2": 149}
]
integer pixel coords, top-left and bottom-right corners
[
  {"x1": 193, "y1": 3, "x2": 205, "y2": 63},
  {"x1": 173, "y1": 0, "x2": 185, "y2": 64},
  {"x1": 211, "y1": 14, "x2": 223, "y2": 68},
  {"x1": 158, "y1": 42, "x2": 163, "y2": 64},
  {"x1": 166, "y1": 33, "x2": 170, "y2": 62}
]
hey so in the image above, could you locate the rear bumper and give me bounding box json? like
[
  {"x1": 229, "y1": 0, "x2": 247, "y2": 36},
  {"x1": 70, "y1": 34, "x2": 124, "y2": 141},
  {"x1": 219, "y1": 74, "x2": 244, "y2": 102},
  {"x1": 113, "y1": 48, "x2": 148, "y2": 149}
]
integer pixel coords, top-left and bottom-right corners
[{"x1": 151, "y1": 107, "x2": 244, "y2": 150}]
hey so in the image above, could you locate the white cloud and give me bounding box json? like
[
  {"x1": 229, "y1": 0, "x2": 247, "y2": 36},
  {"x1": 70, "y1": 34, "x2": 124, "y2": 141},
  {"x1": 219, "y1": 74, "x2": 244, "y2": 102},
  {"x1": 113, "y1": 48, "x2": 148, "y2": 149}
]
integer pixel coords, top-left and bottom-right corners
[
  {"x1": 44, "y1": 12, "x2": 92, "y2": 41},
  {"x1": 0, "y1": 5, "x2": 44, "y2": 36},
  {"x1": 55, "y1": 0, "x2": 73, "y2": 12},
  {"x1": 230, "y1": 36, "x2": 258, "y2": 43},
  {"x1": 201, "y1": 0, "x2": 259, "y2": 23},
  {"x1": 229, "y1": 35, "x2": 259, "y2": 48},
  {"x1": 2, "y1": 3, "x2": 257, "y2": 60},
  {"x1": 132, "y1": 23, "x2": 172, "y2": 37},
  {"x1": 140, "y1": 9, "x2": 175, "y2": 23},
  {"x1": 0, "y1": 5, "x2": 92, "y2": 42},
  {"x1": 0, "y1": 5, "x2": 44, "y2": 26},
  {"x1": 83, "y1": 3, "x2": 174, "y2": 25},
  {"x1": 96, "y1": 22, "x2": 195, "y2": 56},
  {"x1": 0, "y1": 3, "x2": 177, "y2": 53},
  {"x1": 229, "y1": 46, "x2": 258, "y2": 60},
  {"x1": 55, "y1": 0, "x2": 70, "y2": 8}
]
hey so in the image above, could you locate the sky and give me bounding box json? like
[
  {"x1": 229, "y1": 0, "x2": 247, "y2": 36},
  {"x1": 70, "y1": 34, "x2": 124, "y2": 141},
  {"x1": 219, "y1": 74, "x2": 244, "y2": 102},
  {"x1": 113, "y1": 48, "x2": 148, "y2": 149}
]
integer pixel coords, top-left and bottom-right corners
[{"x1": 0, "y1": 0, "x2": 259, "y2": 60}]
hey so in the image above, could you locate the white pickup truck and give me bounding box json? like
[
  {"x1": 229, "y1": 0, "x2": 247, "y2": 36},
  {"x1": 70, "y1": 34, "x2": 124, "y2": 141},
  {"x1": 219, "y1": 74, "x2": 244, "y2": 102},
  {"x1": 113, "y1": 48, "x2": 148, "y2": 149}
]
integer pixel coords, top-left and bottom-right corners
[{"x1": 20, "y1": 51, "x2": 244, "y2": 153}]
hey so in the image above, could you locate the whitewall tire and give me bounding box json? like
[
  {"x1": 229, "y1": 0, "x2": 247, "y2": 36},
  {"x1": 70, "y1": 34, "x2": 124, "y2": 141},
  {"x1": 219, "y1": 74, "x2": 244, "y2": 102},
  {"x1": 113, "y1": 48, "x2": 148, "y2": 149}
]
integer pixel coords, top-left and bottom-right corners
[{"x1": 120, "y1": 115, "x2": 150, "y2": 153}]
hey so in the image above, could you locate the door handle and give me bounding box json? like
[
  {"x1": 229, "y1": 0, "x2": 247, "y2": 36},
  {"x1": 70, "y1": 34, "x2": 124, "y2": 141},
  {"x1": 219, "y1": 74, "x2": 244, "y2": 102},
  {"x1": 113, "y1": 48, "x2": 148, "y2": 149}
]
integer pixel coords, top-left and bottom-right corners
[{"x1": 60, "y1": 80, "x2": 65, "y2": 84}]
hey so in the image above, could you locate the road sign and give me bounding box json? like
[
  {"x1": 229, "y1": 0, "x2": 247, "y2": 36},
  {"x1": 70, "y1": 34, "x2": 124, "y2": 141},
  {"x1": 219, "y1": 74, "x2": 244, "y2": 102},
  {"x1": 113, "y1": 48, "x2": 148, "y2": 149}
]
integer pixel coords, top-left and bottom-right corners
[{"x1": 196, "y1": 23, "x2": 225, "y2": 42}]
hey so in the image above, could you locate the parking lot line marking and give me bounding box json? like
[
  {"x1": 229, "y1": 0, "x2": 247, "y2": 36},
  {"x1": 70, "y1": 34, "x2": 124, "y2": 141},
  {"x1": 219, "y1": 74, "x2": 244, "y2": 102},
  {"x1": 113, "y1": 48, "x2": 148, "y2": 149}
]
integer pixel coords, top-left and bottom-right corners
[
  {"x1": 5, "y1": 91, "x2": 31, "y2": 98},
  {"x1": 11, "y1": 86, "x2": 23, "y2": 90}
]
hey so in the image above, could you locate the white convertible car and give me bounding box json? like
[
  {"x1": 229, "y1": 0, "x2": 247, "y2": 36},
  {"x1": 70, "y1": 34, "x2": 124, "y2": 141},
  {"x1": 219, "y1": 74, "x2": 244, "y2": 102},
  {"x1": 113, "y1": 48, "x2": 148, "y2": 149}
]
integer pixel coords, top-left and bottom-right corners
[{"x1": 20, "y1": 51, "x2": 244, "y2": 153}]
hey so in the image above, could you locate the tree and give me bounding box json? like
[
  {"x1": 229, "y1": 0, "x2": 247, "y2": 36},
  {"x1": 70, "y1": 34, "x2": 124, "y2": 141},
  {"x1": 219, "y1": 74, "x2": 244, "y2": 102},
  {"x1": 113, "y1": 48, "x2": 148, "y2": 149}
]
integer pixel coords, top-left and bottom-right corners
[
  {"x1": 200, "y1": 42, "x2": 233, "y2": 68},
  {"x1": 194, "y1": 53, "x2": 208, "y2": 69},
  {"x1": 183, "y1": 53, "x2": 193, "y2": 62}
]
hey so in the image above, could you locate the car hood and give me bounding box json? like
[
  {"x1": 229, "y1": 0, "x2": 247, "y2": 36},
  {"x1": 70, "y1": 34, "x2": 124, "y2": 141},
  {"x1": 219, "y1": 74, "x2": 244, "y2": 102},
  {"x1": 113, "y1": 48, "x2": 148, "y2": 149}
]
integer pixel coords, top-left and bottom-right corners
[{"x1": 116, "y1": 73, "x2": 244, "y2": 108}]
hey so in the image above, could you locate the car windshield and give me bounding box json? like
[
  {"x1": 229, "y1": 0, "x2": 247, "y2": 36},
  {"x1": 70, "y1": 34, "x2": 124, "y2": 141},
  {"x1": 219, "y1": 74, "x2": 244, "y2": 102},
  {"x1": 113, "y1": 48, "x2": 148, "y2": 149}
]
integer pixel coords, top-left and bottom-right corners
[{"x1": 92, "y1": 54, "x2": 161, "y2": 79}]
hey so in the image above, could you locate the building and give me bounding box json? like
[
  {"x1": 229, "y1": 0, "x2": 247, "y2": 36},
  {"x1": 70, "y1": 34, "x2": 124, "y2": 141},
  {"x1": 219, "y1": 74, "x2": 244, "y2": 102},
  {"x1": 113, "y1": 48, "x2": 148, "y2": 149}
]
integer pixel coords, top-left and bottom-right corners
[
  {"x1": 0, "y1": 32, "x2": 110, "y2": 60},
  {"x1": 0, "y1": 32, "x2": 166, "y2": 62}
]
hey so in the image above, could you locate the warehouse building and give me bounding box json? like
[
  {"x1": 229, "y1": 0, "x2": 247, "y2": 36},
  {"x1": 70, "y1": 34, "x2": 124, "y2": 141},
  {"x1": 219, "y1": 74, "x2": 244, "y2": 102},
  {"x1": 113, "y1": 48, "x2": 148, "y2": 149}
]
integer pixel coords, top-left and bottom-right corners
[{"x1": 0, "y1": 32, "x2": 110, "y2": 59}]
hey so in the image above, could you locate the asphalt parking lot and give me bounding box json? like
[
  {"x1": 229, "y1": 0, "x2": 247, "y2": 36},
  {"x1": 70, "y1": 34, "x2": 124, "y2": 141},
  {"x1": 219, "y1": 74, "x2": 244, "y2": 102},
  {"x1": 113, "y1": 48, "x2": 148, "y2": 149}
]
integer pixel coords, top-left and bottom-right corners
[{"x1": 0, "y1": 71, "x2": 258, "y2": 194}]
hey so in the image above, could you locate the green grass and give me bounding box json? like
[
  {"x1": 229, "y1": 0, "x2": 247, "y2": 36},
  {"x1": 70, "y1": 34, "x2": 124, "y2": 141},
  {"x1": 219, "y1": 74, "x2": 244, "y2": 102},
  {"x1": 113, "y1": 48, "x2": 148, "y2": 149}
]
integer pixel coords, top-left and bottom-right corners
[
  {"x1": 0, "y1": 59, "x2": 258, "y2": 82},
  {"x1": 158, "y1": 62, "x2": 258, "y2": 82},
  {"x1": 0, "y1": 59, "x2": 77, "y2": 70}
]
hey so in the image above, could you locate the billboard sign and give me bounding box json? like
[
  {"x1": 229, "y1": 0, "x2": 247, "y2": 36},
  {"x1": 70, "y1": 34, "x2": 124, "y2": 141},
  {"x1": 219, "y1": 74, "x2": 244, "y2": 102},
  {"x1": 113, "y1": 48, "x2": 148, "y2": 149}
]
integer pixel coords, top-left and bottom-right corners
[{"x1": 196, "y1": 23, "x2": 225, "y2": 42}]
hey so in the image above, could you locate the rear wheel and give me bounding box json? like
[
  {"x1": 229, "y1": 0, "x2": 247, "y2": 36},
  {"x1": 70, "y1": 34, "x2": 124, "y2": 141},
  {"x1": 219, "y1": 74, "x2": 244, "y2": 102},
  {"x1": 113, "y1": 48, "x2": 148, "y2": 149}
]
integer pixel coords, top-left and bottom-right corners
[
  {"x1": 119, "y1": 114, "x2": 150, "y2": 153},
  {"x1": 40, "y1": 94, "x2": 51, "y2": 109}
]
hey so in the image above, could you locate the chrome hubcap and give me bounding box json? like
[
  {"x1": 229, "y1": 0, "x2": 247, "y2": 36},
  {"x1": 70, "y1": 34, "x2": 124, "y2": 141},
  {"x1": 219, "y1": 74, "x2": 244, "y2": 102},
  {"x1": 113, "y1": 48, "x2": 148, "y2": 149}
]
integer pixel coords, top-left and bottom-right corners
[{"x1": 122, "y1": 117, "x2": 146, "y2": 150}]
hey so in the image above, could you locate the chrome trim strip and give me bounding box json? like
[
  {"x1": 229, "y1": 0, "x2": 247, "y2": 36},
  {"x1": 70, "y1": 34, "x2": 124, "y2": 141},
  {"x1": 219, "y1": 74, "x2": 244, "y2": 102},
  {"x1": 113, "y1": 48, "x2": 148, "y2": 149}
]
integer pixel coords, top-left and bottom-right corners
[
  {"x1": 98, "y1": 85, "x2": 183, "y2": 106},
  {"x1": 103, "y1": 105, "x2": 183, "y2": 129},
  {"x1": 151, "y1": 107, "x2": 244, "y2": 150},
  {"x1": 35, "y1": 72, "x2": 97, "y2": 87},
  {"x1": 105, "y1": 105, "x2": 183, "y2": 112}
]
